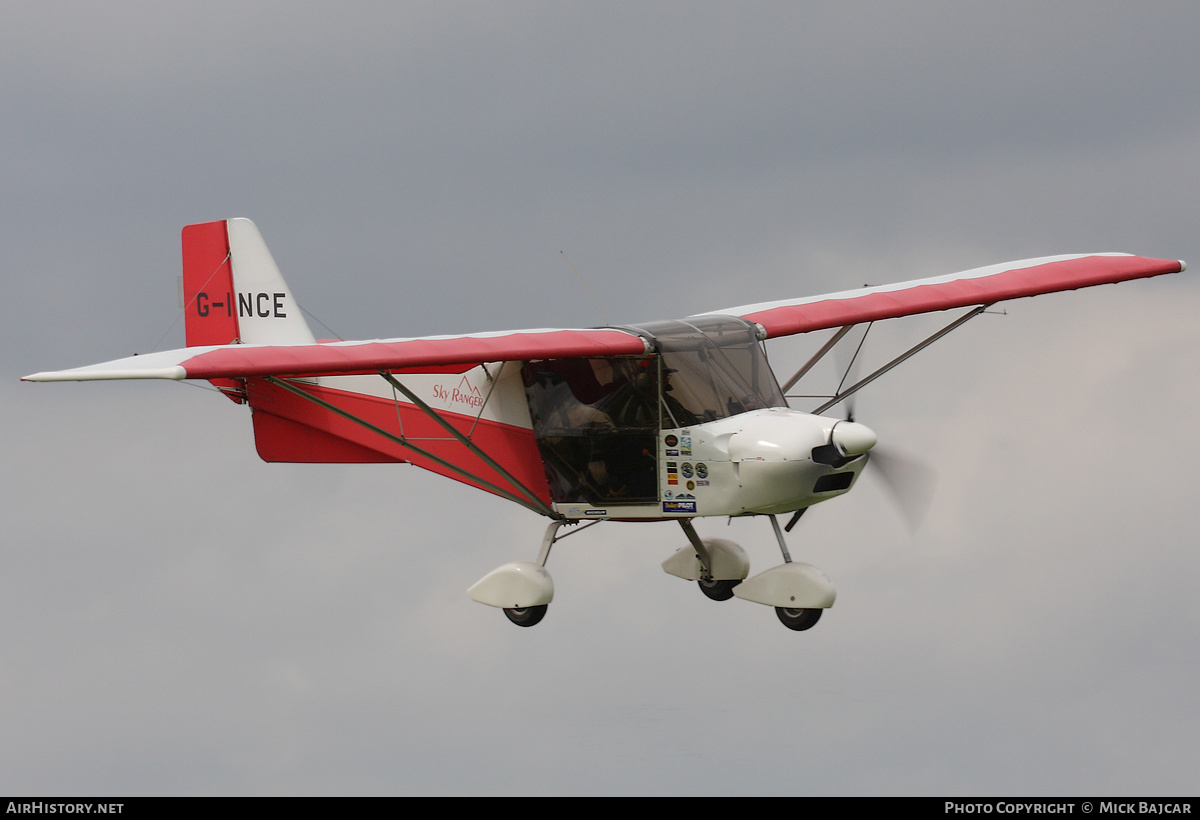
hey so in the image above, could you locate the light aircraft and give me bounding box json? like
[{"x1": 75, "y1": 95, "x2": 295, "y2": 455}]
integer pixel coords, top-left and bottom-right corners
[{"x1": 24, "y1": 219, "x2": 1186, "y2": 630}]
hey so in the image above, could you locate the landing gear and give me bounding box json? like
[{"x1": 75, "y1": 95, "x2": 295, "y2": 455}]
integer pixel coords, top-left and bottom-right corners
[
  {"x1": 504, "y1": 605, "x2": 548, "y2": 627},
  {"x1": 775, "y1": 606, "x2": 822, "y2": 631},
  {"x1": 713, "y1": 514, "x2": 835, "y2": 632},
  {"x1": 662, "y1": 517, "x2": 834, "y2": 629},
  {"x1": 697, "y1": 577, "x2": 737, "y2": 601},
  {"x1": 469, "y1": 520, "x2": 602, "y2": 628}
]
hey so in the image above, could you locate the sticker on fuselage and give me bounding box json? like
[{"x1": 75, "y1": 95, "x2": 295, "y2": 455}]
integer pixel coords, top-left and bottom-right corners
[{"x1": 662, "y1": 500, "x2": 697, "y2": 514}]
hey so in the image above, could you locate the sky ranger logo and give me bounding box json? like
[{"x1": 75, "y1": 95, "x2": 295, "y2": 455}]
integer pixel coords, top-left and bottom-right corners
[{"x1": 432, "y1": 375, "x2": 485, "y2": 410}]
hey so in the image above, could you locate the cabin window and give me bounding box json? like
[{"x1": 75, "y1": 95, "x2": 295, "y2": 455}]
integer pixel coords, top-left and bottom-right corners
[{"x1": 522, "y1": 356, "x2": 660, "y2": 504}]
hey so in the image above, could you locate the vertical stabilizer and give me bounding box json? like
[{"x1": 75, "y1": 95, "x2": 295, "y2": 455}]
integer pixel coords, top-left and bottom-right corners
[{"x1": 181, "y1": 218, "x2": 315, "y2": 348}]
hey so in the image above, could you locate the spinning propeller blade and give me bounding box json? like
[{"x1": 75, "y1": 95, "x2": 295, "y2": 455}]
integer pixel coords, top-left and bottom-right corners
[{"x1": 867, "y1": 444, "x2": 937, "y2": 533}]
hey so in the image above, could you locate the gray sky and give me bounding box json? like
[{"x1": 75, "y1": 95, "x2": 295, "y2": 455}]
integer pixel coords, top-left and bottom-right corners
[{"x1": 5, "y1": 1, "x2": 1199, "y2": 795}]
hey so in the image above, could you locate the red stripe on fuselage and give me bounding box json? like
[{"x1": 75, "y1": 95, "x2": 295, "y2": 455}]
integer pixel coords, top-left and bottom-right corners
[{"x1": 245, "y1": 378, "x2": 551, "y2": 504}]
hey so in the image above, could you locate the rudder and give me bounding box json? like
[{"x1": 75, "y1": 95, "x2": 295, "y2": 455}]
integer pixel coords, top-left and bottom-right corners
[{"x1": 182, "y1": 220, "x2": 238, "y2": 347}]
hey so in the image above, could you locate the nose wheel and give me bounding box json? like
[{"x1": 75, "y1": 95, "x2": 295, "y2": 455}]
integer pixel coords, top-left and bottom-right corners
[{"x1": 697, "y1": 577, "x2": 738, "y2": 601}]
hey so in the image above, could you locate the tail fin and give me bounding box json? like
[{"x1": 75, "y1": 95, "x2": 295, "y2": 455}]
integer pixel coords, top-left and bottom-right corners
[{"x1": 181, "y1": 218, "x2": 315, "y2": 347}]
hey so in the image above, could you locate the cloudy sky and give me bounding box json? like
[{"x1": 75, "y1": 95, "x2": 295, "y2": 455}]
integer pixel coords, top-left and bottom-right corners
[{"x1": 5, "y1": 1, "x2": 1199, "y2": 796}]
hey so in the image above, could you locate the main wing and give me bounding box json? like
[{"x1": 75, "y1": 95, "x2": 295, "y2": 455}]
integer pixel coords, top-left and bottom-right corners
[
  {"x1": 23, "y1": 327, "x2": 651, "y2": 383},
  {"x1": 24, "y1": 252, "x2": 1184, "y2": 383},
  {"x1": 695, "y1": 253, "x2": 1186, "y2": 339}
]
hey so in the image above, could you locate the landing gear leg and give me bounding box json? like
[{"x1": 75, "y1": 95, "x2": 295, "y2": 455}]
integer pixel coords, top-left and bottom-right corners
[
  {"x1": 769, "y1": 514, "x2": 794, "y2": 564},
  {"x1": 676, "y1": 519, "x2": 748, "y2": 602}
]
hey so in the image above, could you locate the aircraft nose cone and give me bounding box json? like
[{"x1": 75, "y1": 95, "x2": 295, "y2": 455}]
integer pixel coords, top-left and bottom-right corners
[{"x1": 831, "y1": 420, "x2": 877, "y2": 456}]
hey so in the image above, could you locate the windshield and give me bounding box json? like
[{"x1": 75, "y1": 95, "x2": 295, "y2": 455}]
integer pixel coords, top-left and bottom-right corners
[{"x1": 626, "y1": 316, "x2": 786, "y2": 427}]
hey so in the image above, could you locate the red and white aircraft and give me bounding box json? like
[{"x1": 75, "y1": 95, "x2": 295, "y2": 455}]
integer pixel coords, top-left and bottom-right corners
[{"x1": 25, "y1": 219, "x2": 1186, "y2": 630}]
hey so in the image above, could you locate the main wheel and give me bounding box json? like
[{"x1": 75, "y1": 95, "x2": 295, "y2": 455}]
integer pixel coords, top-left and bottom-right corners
[
  {"x1": 775, "y1": 606, "x2": 822, "y2": 631},
  {"x1": 698, "y1": 578, "x2": 737, "y2": 601},
  {"x1": 504, "y1": 604, "x2": 548, "y2": 627}
]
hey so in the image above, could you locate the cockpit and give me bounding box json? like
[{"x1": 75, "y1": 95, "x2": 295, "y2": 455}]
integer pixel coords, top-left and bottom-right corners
[{"x1": 522, "y1": 316, "x2": 786, "y2": 505}]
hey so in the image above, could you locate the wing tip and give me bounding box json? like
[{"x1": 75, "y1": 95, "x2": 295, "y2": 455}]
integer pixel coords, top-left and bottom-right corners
[{"x1": 22, "y1": 365, "x2": 188, "y2": 382}]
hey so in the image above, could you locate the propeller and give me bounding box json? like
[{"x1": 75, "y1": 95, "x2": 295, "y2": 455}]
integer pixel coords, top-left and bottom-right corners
[{"x1": 865, "y1": 443, "x2": 937, "y2": 533}]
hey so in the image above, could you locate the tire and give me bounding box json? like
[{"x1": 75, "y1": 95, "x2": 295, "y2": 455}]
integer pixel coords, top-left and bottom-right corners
[
  {"x1": 775, "y1": 607, "x2": 822, "y2": 631},
  {"x1": 504, "y1": 605, "x2": 548, "y2": 627},
  {"x1": 698, "y1": 578, "x2": 737, "y2": 601}
]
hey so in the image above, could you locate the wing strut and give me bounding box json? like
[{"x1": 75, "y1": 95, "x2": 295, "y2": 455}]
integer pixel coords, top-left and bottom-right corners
[
  {"x1": 263, "y1": 376, "x2": 559, "y2": 519},
  {"x1": 810, "y1": 305, "x2": 990, "y2": 416},
  {"x1": 780, "y1": 324, "x2": 855, "y2": 392}
]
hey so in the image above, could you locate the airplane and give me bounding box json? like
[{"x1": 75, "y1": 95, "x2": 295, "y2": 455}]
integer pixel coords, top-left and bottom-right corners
[{"x1": 23, "y1": 218, "x2": 1187, "y2": 631}]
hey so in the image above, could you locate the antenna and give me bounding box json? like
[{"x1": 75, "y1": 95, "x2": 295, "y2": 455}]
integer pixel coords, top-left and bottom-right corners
[{"x1": 561, "y1": 251, "x2": 609, "y2": 326}]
